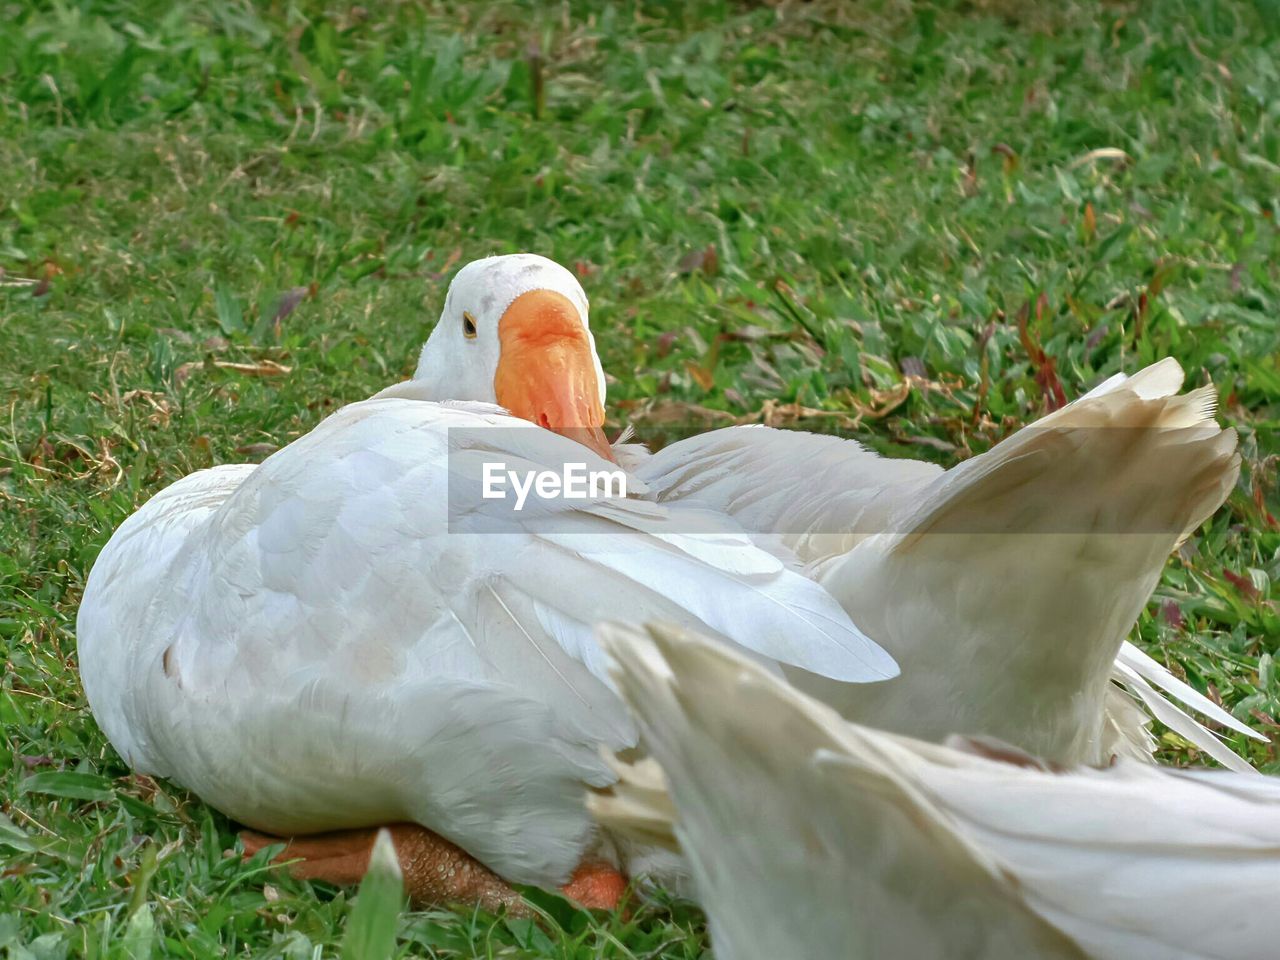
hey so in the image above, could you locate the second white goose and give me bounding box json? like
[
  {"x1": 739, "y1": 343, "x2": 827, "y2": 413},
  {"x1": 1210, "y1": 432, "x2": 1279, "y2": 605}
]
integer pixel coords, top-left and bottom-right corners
[{"x1": 595, "y1": 621, "x2": 1280, "y2": 960}]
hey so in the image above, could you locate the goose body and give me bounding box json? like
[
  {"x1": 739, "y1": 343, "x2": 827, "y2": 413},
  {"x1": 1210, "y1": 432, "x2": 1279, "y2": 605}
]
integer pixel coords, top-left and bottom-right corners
[
  {"x1": 597, "y1": 622, "x2": 1280, "y2": 960},
  {"x1": 76, "y1": 256, "x2": 892, "y2": 898},
  {"x1": 635, "y1": 358, "x2": 1257, "y2": 769}
]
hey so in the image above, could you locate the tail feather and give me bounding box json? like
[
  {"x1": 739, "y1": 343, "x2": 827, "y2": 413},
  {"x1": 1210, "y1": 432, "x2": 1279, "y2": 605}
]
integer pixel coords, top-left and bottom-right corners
[
  {"x1": 1100, "y1": 684, "x2": 1159, "y2": 763},
  {"x1": 890, "y1": 361, "x2": 1238, "y2": 545},
  {"x1": 587, "y1": 752, "x2": 680, "y2": 852},
  {"x1": 816, "y1": 359, "x2": 1246, "y2": 766},
  {"x1": 599, "y1": 621, "x2": 1280, "y2": 960},
  {"x1": 1116, "y1": 642, "x2": 1263, "y2": 742},
  {"x1": 1079, "y1": 355, "x2": 1184, "y2": 401},
  {"x1": 1111, "y1": 659, "x2": 1257, "y2": 773}
]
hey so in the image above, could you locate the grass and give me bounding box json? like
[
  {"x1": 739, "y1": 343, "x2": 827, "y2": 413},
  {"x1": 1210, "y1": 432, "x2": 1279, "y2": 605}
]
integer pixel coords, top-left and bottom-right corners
[{"x1": 1, "y1": 0, "x2": 1278, "y2": 954}]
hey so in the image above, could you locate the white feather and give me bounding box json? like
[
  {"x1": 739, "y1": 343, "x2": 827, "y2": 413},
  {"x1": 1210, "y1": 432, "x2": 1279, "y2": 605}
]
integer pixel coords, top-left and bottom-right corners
[
  {"x1": 1115, "y1": 641, "x2": 1262, "y2": 741},
  {"x1": 636, "y1": 359, "x2": 1250, "y2": 768},
  {"x1": 598, "y1": 621, "x2": 1280, "y2": 960}
]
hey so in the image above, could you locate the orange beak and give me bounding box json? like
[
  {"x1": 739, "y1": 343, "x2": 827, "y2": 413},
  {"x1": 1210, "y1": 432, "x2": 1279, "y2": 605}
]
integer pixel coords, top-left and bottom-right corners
[{"x1": 493, "y1": 289, "x2": 615, "y2": 463}]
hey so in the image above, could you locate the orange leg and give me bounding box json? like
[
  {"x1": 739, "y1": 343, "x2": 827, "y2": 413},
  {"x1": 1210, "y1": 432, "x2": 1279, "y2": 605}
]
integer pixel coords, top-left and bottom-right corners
[{"x1": 239, "y1": 823, "x2": 626, "y2": 913}]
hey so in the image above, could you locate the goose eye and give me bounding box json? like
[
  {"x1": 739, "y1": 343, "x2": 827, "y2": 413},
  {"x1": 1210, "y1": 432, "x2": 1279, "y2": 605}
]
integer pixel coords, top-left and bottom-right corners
[{"x1": 462, "y1": 311, "x2": 478, "y2": 339}]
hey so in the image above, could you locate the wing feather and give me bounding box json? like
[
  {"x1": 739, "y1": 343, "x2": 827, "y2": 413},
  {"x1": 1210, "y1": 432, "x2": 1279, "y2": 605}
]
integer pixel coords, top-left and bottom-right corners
[
  {"x1": 1115, "y1": 641, "x2": 1263, "y2": 741},
  {"x1": 82, "y1": 395, "x2": 895, "y2": 885}
]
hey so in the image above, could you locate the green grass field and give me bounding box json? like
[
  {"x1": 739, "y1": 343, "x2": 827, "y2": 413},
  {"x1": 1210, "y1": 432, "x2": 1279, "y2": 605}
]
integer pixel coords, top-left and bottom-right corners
[{"x1": 2, "y1": 0, "x2": 1278, "y2": 955}]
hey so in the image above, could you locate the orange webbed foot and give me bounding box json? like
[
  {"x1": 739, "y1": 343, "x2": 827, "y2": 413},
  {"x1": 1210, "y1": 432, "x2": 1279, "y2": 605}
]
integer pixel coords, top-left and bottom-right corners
[
  {"x1": 238, "y1": 824, "x2": 628, "y2": 916},
  {"x1": 560, "y1": 860, "x2": 628, "y2": 912},
  {"x1": 239, "y1": 823, "x2": 525, "y2": 912}
]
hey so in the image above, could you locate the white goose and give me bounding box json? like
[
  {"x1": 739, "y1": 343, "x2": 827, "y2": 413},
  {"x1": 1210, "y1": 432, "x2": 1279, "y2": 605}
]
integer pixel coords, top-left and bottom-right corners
[
  {"x1": 634, "y1": 357, "x2": 1259, "y2": 769},
  {"x1": 595, "y1": 621, "x2": 1280, "y2": 960},
  {"x1": 75, "y1": 254, "x2": 895, "y2": 910}
]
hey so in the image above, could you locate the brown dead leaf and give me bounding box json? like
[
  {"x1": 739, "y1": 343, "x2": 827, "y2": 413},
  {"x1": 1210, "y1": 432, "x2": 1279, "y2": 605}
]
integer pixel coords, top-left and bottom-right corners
[
  {"x1": 852, "y1": 381, "x2": 911, "y2": 420},
  {"x1": 684, "y1": 331, "x2": 731, "y2": 392},
  {"x1": 236, "y1": 442, "x2": 280, "y2": 458},
  {"x1": 1159, "y1": 599, "x2": 1185, "y2": 629},
  {"x1": 93, "y1": 437, "x2": 123, "y2": 484},
  {"x1": 212, "y1": 359, "x2": 292, "y2": 377},
  {"x1": 1015, "y1": 296, "x2": 1067, "y2": 411},
  {"x1": 684, "y1": 360, "x2": 715, "y2": 391},
  {"x1": 1249, "y1": 709, "x2": 1280, "y2": 730},
  {"x1": 155, "y1": 328, "x2": 196, "y2": 344},
  {"x1": 1250, "y1": 463, "x2": 1279, "y2": 529},
  {"x1": 754, "y1": 399, "x2": 861, "y2": 431},
  {"x1": 895, "y1": 432, "x2": 958, "y2": 454},
  {"x1": 632, "y1": 401, "x2": 737, "y2": 426},
  {"x1": 272, "y1": 286, "x2": 310, "y2": 331},
  {"x1": 631, "y1": 396, "x2": 864, "y2": 432},
  {"x1": 991, "y1": 142, "x2": 1019, "y2": 175},
  {"x1": 174, "y1": 362, "x2": 201, "y2": 387},
  {"x1": 123, "y1": 773, "x2": 160, "y2": 801},
  {"x1": 971, "y1": 319, "x2": 997, "y2": 425},
  {"x1": 677, "y1": 244, "x2": 718, "y2": 277},
  {"x1": 175, "y1": 358, "x2": 290, "y2": 385},
  {"x1": 1068, "y1": 147, "x2": 1132, "y2": 170},
  {"x1": 962, "y1": 150, "x2": 978, "y2": 197},
  {"x1": 430, "y1": 247, "x2": 463, "y2": 280},
  {"x1": 114, "y1": 390, "x2": 172, "y2": 427},
  {"x1": 900, "y1": 356, "x2": 927, "y2": 380},
  {"x1": 1222, "y1": 569, "x2": 1259, "y2": 601}
]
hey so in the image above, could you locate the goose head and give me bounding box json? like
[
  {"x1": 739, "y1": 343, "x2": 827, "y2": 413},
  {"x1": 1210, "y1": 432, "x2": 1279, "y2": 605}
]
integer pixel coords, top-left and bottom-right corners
[{"x1": 414, "y1": 253, "x2": 613, "y2": 461}]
